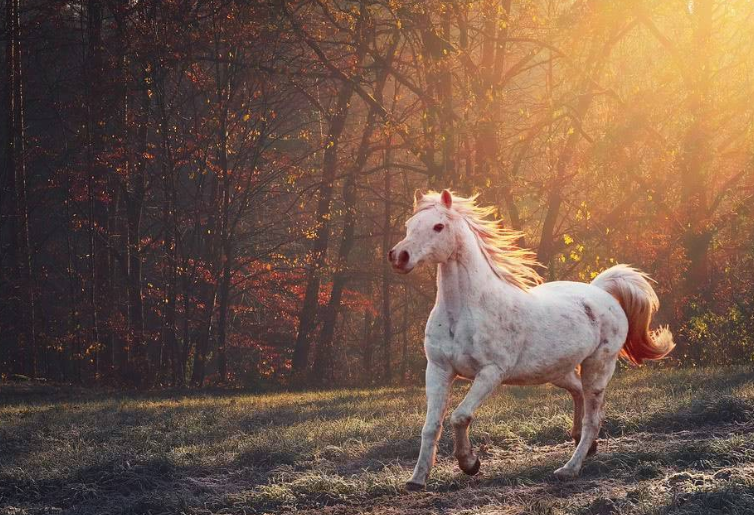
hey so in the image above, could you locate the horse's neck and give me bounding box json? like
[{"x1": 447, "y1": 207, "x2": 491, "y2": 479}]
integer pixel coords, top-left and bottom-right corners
[{"x1": 436, "y1": 225, "x2": 520, "y2": 325}]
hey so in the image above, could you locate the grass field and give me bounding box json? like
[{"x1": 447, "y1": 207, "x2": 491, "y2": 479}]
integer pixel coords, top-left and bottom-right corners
[{"x1": 2, "y1": 367, "x2": 754, "y2": 514}]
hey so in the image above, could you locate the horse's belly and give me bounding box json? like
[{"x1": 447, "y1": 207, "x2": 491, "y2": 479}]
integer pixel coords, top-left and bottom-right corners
[
  {"x1": 503, "y1": 342, "x2": 595, "y2": 385},
  {"x1": 502, "y1": 367, "x2": 575, "y2": 385}
]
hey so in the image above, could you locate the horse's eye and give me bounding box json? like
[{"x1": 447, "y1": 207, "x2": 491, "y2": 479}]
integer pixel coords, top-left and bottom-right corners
[{"x1": 433, "y1": 223, "x2": 445, "y2": 233}]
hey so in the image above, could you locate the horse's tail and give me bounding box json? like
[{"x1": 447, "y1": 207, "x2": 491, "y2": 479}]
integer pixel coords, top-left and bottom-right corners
[{"x1": 591, "y1": 264, "x2": 675, "y2": 365}]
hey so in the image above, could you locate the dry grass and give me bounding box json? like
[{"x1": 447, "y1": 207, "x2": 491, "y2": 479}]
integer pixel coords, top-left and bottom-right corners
[{"x1": 2, "y1": 367, "x2": 754, "y2": 514}]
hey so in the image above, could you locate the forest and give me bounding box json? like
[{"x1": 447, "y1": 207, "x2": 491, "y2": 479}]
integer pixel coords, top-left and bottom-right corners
[{"x1": 1, "y1": 0, "x2": 753, "y2": 388}]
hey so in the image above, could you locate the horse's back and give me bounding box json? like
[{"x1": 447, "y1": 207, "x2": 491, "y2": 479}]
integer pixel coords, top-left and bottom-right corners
[
  {"x1": 530, "y1": 280, "x2": 623, "y2": 316},
  {"x1": 503, "y1": 279, "x2": 628, "y2": 382},
  {"x1": 530, "y1": 279, "x2": 627, "y2": 332}
]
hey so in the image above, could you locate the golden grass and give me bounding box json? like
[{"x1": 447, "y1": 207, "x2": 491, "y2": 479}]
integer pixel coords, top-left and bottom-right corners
[{"x1": 2, "y1": 367, "x2": 754, "y2": 514}]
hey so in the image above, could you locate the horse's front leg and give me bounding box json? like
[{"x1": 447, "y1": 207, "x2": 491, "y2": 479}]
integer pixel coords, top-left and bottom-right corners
[
  {"x1": 451, "y1": 365, "x2": 505, "y2": 475},
  {"x1": 406, "y1": 361, "x2": 454, "y2": 491}
]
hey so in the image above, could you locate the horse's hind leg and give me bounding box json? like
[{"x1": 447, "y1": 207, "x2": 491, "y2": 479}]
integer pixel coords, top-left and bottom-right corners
[
  {"x1": 554, "y1": 354, "x2": 617, "y2": 479},
  {"x1": 550, "y1": 369, "x2": 595, "y2": 454},
  {"x1": 450, "y1": 365, "x2": 505, "y2": 475}
]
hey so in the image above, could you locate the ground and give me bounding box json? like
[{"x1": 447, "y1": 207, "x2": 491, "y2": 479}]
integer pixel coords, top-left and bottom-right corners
[{"x1": 2, "y1": 367, "x2": 754, "y2": 515}]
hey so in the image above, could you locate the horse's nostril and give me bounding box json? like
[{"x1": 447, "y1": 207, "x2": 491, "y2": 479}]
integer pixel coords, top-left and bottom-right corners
[
  {"x1": 388, "y1": 249, "x2": 395, "y2": 262},
  {"x1": 398, "y1": 250, "x2": 409, "y2": 265}
]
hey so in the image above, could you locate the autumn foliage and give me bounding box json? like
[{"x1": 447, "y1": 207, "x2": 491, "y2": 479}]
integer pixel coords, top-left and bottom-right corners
[{"x1": 1, "y1": 0, "x2": 753, "y2": 388}]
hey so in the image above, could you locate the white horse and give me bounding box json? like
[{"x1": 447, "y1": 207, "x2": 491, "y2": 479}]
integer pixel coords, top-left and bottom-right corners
[{"x1": 388, "y1": 190, "x2": 674, "y2": 490}]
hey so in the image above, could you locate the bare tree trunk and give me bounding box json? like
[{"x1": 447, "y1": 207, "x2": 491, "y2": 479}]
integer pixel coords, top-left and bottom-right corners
[
  {"x1": 311, "y1": 170, "x2": 356, "y2": 384},
  {"x1": 680, "y1": 0, "x2": 713, "y2": 300},
  {"x1": 190, "y1": 173, "x2": 218, "y2": 387},
  {"x1": 536, "y1": 33, "x2": 614, "y2": 270},
  {"x1": 215, "y1": 107, "x2": 232, "y2": 384},
  {"x1": 162, "y1": 164, "x2": 180, "y2": 386},
  {"x1": 180, "y1": 270, "x2": 192, "y2": 386},
  {"x1": 2, "y1": 0, "x2": 18, "y2": 374},
  {"x1": 291, "y1": 81, "x2": 356, "y2": 380},
  {"x1": 13, "y1": 0, "x2": 35, "y2": 377},
  {"x1": 473, "y1": 0, "x2": 517, "y2": 218},
  {"x1": 440, "y1": 8, "x2": 454, "y2": 180},
  {"x1": 155, "y1": 70, "x2": 180, "y2": 386},
  {"x1": 191, "y1": 285, "x2": 216, "y2": 387},
  {"x1": 125, "y1": 65, "x2": 149, "y2": 382},
  {"x1": 362, "y1": 305, "x2": 374, "y2": 385},
  {"x1": 472, "y1": 0, "x2": 505, "y2": 182},
  {"x1": 212, "y1": 35, "x2": 236, "y2": 385},
  {"x1": 64, "y1": 171, "x2": 83, "y2": 383},
  {"x1": 192, "y1": 17, "x2": 234, "y2": 387},
  {"x1": 381, "y1": 147, "x2": 392, "y2": 384},
  {"x1": 216, "y1": 245, "x2": 232, "y2": 383},
  {"x1": 311, "y1": 37, "x2": 398, "y2": 382},
  {"x1": 83, "y1": 0, "x2": 108, "y2": 382},
  {"x1": 4, "y1": 0, "x2": 36, "y2": 377},
  {"x1": 400, "y1": 283, "x2": 409, "y2": 384}
]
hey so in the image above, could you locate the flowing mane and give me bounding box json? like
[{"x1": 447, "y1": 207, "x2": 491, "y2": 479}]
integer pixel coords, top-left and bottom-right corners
[{"x1": 414, "y1": 191, "x2": 543, "y2": 290}]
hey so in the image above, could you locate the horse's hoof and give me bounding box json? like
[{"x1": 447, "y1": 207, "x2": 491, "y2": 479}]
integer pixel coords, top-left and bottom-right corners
[
  {"x1": 405, "y1": 481, "x2": 425, "y2": 492},
  {"x1": 553, "y1": 465, "x2": 579, "y2": 480},
  {"x1": 462, "y1": 457, "x2": 481, "y2": 476}
]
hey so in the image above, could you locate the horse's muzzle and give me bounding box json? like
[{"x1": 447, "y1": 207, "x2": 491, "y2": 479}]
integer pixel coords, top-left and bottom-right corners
[{"x1": 388, "y1": 247, "x2": 413, "y2": 273}]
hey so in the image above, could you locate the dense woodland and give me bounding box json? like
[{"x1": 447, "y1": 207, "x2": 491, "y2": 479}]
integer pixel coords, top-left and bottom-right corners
[{"x1": 1, "y1": 0, "x2": 753, "y2": 388}]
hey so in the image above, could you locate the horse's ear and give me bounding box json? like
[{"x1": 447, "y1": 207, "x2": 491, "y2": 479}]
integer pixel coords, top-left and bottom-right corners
[
  {"x1": 414, "y1": 189, "x2": 424, "y2": 206},
  {"x1": 441, "y1": 189, "x2": 452, "y2": 209}
]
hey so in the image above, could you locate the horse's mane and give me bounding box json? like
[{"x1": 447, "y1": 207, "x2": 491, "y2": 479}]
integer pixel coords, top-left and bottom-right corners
[{"x1": 415, "y1": 191, "x2": 543, "y2": 291}]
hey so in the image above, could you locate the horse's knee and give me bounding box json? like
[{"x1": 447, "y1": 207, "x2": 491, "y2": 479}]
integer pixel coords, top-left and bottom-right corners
[
  {"x1": 450, "y1": 411, "x2": 472, "y2": 429},
  {"x1": 421, "y1": 421, "x2": 442, "y2": 439},
  {"x1": 584, "y1": 386, "x2": 604, "y2": 399}
]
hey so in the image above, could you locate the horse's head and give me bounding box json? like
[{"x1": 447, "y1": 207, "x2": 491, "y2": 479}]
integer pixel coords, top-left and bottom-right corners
[{"x1": 388, "y1": 189, "x2": 457, "y2": 274}]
